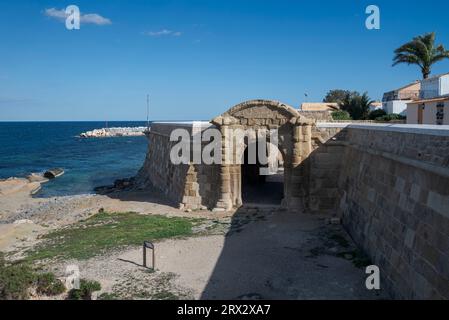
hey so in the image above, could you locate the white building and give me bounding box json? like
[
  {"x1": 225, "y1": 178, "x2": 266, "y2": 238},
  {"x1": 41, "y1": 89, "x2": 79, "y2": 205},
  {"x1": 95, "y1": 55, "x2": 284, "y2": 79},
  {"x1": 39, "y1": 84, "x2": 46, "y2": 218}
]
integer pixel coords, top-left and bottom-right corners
[
  {"x1": 369, "y1": 101, "x2": 383, "y2": 111},
  {"x1": 382, "y1": 81, "x2": 421, "y2": 115},
  {"x1": 420, "y1": 72, "x2": 449, "y2": 99}
]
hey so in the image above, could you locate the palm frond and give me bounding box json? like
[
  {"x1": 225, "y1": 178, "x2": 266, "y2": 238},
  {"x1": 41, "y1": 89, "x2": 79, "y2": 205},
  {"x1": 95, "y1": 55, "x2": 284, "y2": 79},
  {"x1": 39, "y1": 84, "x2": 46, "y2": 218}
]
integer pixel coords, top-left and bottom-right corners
[{"x1": 392, "y1": 32, "x2": 449, "y2": 78}]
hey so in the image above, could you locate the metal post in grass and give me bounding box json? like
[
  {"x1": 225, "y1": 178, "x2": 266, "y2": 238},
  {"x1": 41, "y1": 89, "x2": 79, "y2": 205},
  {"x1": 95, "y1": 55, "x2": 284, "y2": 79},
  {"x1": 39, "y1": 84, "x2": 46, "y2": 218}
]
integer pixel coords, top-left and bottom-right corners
[{"x1": 143, "y1": 241, "x2": 155, "y2": 270}]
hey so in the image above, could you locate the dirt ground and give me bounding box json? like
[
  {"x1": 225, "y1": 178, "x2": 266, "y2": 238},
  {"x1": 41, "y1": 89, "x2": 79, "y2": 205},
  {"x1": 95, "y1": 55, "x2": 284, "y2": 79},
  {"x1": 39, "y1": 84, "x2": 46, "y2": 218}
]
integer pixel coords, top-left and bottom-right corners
[{"x1": 0, "y1": 178, "x2": 388, "y2": 300}]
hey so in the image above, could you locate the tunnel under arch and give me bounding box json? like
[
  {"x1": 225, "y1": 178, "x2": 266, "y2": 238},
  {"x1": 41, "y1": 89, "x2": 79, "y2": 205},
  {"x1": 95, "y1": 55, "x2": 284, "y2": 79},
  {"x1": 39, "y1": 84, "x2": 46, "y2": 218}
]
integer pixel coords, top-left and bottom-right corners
[
  {"x1": 211, "y1": 99, "x2": 315, "y2": 211},
  {"x1": 241, "y1": 139, "x2": 285, "y2": 205}
]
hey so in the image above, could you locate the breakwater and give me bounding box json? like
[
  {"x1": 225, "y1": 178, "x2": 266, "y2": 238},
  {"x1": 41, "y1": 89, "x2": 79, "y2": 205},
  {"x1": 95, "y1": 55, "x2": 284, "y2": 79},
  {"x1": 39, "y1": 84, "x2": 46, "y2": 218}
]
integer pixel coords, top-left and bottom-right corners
[{"x1": 79, "y1": 127, "x2": 148, "y2": 138}]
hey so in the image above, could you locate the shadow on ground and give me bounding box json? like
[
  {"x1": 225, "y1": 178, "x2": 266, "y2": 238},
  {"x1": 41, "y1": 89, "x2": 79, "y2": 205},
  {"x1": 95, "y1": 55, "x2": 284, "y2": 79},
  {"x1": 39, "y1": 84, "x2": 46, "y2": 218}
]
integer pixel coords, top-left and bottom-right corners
[
  {"x1": 95, "y1": 182, "x2": 178, "y2": 208},
  {"x1": 200, "y1": 207, "x2": 388, "y2": 300}
]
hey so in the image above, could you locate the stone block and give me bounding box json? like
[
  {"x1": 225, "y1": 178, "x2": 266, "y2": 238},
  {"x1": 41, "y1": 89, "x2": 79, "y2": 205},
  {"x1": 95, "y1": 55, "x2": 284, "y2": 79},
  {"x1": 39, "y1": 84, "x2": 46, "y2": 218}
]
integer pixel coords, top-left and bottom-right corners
[
  {"x1": 427, "y1": 191, "x2": 449, "y2": 218},
  {"x1": 394, "y1": 177, "x2": 406, "y2": 193},
  {"x1": 404, "y1": 228, "x2": 415, "y2": 249}
]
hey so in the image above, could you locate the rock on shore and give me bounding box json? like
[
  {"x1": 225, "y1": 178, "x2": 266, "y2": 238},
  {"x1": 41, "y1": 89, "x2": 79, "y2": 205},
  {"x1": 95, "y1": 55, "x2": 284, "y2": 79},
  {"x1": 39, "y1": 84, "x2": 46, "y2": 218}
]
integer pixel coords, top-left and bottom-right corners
[
  {"x1": 0, "y1": 178, "x2": 42, "y2": 196},
  {"x1": 79, "y1": 127, "x2": 148, "y2": 138},
  {"x1": 43, "y1": 168, "x2": 64, "y2": 179},
  {"x1": 0, "y1": 170, "x2": 64, "y2": 197}
]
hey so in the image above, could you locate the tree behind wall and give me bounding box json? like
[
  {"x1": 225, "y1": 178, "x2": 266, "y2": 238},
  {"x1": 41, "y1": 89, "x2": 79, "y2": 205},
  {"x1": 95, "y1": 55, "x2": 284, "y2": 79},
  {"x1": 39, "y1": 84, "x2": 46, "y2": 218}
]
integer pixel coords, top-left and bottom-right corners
[
  {"x1": 338, "y1": 92, "x2": 373, "y2": 120},
  {"x1": 323, "y1": 89, "x2": 356, "y2": 104}
]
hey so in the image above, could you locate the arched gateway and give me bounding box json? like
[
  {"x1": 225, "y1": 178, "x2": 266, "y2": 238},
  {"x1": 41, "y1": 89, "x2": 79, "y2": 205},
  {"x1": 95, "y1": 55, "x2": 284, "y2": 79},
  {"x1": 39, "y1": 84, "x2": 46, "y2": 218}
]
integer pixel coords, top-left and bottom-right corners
[
  {"x1": 211, "y1": 100, "x2": 315, "y2": 211},
  {"x1": 137, "y1": 99, "x2": 316, "y2": 212}
]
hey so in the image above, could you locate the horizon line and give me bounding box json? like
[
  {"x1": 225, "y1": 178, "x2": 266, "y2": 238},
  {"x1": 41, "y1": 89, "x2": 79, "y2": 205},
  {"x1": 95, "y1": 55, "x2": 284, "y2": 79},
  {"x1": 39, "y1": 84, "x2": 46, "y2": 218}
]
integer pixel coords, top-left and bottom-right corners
[{"x1": 0, "y1": 119, "x2": 210, "y2": 123}]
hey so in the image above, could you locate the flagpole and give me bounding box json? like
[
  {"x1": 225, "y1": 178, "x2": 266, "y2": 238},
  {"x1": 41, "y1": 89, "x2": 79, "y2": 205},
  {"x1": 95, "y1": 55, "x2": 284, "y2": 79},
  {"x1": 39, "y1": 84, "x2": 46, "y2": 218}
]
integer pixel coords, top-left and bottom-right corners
[{"x1": 146, "y1": 94, "x2": 150, "y2": 132}]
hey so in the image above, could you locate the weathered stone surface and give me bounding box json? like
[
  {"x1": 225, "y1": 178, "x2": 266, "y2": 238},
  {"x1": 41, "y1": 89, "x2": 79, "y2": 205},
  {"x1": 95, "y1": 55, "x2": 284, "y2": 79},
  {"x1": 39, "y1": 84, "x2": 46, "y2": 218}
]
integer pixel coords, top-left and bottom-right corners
[
  {"x1": 136, "y1": 102, "x2": 449, "y2": 300},
  {"x1": 336, "y1": 125, "x2": 449, "y2": 300}
]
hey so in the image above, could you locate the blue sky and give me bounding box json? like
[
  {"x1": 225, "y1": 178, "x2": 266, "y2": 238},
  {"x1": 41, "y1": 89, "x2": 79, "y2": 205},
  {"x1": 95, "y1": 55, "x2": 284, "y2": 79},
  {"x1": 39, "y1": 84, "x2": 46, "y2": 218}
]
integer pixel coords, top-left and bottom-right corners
[{"x1": 1, "y1": 0, "x2": 449, "y2": 121}]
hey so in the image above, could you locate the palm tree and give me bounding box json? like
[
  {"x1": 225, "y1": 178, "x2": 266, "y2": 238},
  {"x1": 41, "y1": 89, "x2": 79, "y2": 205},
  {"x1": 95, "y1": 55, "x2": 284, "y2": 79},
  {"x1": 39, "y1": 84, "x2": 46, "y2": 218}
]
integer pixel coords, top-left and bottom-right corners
[
  {"x1": 338, "y1": 92, "x2": 373, "y2": 120},
  {"x1": 393, "y1": 32, "x2": 449, "y2": 79}
]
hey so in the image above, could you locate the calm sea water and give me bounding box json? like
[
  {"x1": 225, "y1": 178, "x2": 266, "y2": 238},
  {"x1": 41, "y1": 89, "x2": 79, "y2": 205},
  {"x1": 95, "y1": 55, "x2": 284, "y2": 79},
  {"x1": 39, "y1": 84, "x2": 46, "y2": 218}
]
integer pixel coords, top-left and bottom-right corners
[{"x1": 0, "y1": 122, "x2": 149, "y2": 197}]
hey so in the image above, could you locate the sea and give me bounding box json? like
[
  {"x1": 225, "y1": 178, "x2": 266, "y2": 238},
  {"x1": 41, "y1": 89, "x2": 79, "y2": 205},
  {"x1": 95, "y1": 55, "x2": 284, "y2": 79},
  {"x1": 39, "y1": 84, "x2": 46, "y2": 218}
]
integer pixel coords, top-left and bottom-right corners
[{"x1": 0, "y1": 122, "x2": 149, "y2": 197}]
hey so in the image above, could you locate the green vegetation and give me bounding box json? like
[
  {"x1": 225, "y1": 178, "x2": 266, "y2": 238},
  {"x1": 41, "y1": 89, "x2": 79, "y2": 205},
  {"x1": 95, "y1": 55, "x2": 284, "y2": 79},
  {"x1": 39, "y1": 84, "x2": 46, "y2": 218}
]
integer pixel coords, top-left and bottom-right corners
[
  {"x1": 331, "y1": 110, "x2": 352, "y2": 121},
  {"x1": 35, "y1": 272, "x2": 65, "y2": 296},
  {"x1": 151, "y1": 290, "x2": 180, "y2": 300},
  {"x1": 338, "y1": 91, "x2": 373, "y2": 120},
  {"x1": 323, "y1": 89, "x2": 357, "y2": 104},
  {"x1": 367, "y1": 109, "x2": 387, "y2": 120},
  {"x1": 28, "y1": 212, "x2": 199, "y2": 261},
  {"x1": 0, "y1": 259, "x2": 35, "y2": 300},
  {"x1": 324, "y1": 89, "x2": 376, "y2": 120},
  {"x1": 374, "y1": 113, "x2": 406, "y2": 122},
  {"x1": 368, "y1": 109, "x2": 405, "y2": 122},
  {"x1": 0, "y1": 252, "x2": 65, "y2": 300},
  {"x1": 393, "y1": 32, "x2": 449, "y2": 79},
  {"x1": 98, "y1": 292, "x2": 119, "y2": 300},
  {"x1": 326, "y1": 90, "x2": 406, "y2": 122},
  {"x1": 306, "y1": 228, "x2": 372, "y2": 270},
  {"x1": 67, "y1": 279, "x2": 101, "y2": 300},
  {"x1": 1, "y1": 212, "x2": 204, "y2": 300}
]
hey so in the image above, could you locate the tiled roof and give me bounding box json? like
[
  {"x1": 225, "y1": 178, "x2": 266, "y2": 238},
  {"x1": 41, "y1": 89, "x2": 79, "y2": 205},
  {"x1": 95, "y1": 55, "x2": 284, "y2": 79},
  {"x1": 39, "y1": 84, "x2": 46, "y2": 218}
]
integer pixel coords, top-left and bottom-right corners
[
  {"x1": 406, "y1": 96, "x2": 449, "y2": 104},
  {"x1": 301, "y1": 102, "x2": 340, "y2": 111}
]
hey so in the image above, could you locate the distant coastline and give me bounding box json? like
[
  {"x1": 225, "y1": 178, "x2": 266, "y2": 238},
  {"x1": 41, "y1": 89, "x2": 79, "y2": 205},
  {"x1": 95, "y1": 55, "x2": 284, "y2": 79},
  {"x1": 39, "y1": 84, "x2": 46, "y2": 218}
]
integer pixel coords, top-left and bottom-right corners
[{"x1": 0, "y1": 121, "x2": 148, "y2": 196}]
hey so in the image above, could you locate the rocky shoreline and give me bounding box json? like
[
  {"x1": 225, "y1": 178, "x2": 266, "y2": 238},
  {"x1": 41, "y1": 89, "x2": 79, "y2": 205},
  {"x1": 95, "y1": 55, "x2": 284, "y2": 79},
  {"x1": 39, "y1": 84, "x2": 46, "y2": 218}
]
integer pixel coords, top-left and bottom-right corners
[
  {"x1": 79, "y1": 127, "x2": 148, "y2": 138},
  {"x1": 0, "y1": 168, "x2": 64, "y2": 197}
]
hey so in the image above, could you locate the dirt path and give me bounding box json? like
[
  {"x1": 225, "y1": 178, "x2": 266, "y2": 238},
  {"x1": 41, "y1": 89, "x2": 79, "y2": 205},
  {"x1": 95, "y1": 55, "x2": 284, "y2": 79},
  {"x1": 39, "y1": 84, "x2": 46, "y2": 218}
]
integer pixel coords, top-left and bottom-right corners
[{"x1": 50, "y1": 210, "x2": 388, "y2": 300}]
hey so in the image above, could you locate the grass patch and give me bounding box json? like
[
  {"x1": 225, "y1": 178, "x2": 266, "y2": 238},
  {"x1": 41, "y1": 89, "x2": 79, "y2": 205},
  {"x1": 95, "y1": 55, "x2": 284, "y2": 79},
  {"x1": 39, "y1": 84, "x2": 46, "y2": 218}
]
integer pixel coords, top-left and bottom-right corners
[
  {"x1": 0, "y1": 252, "x2": 65, "y2": 300},
  {"x1": 151, "y1": 290, "x2": 180, "y2": 300},
  {"x1": 27, "y1": 212, "x2": 200, "y2": 262},
  {"x1": 67, "y1": 279, "x2": 101, "y2": 300},
  {"x1": 98, "y1": 292, "x2": 119, "y2": 300},
  {"x1": 35, "y1": 272, "x2": 65, "y2": 296},
  {"x1": 0, "y1": 259, "x2": 35, "y2": 300}
]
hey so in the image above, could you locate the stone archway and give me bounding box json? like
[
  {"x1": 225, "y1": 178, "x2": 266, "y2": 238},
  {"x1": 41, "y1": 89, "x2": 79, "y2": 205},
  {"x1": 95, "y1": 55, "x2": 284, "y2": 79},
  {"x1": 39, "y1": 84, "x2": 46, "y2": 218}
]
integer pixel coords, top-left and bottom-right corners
[{"x1": 211, "y1": 99, "x2": 315, "y2": 211}]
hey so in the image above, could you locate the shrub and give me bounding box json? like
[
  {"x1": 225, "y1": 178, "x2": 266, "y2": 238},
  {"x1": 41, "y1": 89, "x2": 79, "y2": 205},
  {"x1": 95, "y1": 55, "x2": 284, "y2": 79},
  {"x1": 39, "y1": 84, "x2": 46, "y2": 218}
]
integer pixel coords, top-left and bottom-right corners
[
  {"x1": 98, "y1": 292, "x2": 118, "y2": 300},
  {"x1": 68, "y1": 279, "x2": 101, "y2": 300},
  {"x1": 35, "y1": 273, "x2": 65, "y2": 296},
  {"x1": 338, "y1": 92, "x2": 372, "y2": 120},
  {"x1": 0, "y1": 260, "x2": 35, "y2": 300},
  {"x1": 375, "y1": 113, "x2": 406, "y2": 122},
  {"x1": 331, "y1": 110, "x2": 352, "y2": 121},
  {"x1": 368, "y1": 109, "x2": 387, "y2": 120},
  {"x1": 0, "y1": 252, "x2": 66, "y2": 299}
]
